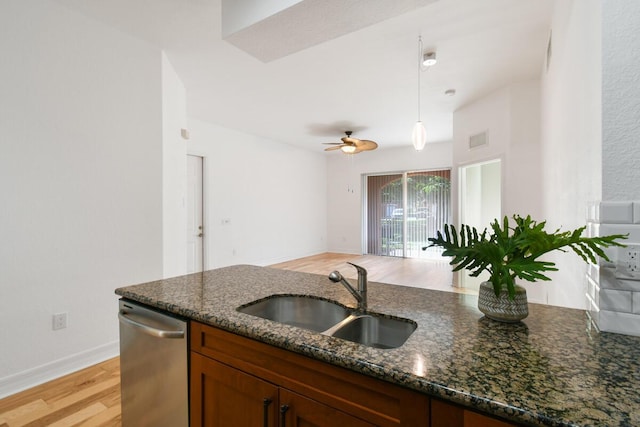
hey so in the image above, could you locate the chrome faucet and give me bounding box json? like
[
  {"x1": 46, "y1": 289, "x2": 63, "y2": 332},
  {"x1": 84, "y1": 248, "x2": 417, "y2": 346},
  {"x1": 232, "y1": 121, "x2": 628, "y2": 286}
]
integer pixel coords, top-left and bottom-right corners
[{"x1": 328, "y1": 262, "x2": 367, "y2": 311}]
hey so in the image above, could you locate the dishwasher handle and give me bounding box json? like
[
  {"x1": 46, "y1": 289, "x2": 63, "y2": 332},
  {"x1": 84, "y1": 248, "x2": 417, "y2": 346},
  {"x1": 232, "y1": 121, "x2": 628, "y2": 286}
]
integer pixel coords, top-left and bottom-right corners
[{"x1": 118, "y1": 311, "x2": 185, "y2": 339}]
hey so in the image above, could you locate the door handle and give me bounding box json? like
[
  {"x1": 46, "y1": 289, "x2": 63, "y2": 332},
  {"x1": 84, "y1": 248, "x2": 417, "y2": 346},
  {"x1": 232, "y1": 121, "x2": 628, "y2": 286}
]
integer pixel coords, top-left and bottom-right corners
[
  {"x1": 280, "y1": 404, "x2": 289, "y2": 427},
  {"x1": 263, "y1": 398, "x2": 272, "y2": 427}
]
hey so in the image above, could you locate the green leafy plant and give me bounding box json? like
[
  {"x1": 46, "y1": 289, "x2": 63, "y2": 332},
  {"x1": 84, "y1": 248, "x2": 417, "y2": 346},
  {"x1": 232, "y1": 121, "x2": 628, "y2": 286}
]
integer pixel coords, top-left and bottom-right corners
[{"x1": 426, "y1": 215, "x2": 627, "y2": 299}]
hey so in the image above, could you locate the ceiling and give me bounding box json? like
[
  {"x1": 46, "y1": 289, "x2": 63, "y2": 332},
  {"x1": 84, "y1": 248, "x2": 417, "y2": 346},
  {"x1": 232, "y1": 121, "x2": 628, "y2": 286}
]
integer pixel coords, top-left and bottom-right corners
[{"x1": 53, "y1": 0, "x2": 554, "y2": 152}]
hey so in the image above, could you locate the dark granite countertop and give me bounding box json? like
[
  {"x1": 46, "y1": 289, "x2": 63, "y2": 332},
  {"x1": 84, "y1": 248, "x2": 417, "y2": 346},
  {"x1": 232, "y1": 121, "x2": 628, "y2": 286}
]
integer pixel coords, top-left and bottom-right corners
[{"x1": 115, "y1": 265, "x2": 640, "y2": 427}]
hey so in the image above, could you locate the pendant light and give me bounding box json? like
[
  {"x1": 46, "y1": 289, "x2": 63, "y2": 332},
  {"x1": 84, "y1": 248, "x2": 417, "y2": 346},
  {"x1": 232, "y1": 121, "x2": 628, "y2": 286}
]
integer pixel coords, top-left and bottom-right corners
[{"x1": 412, "y1": 36, "x2": 427, "y2": 151}]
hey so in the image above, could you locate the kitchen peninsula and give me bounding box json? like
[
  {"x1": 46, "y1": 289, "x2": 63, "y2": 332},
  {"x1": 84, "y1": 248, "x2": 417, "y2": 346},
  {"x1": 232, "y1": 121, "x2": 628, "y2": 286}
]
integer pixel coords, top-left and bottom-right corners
[{"x1": 115, "y1": 265, "x2": 640, "y2": 426}]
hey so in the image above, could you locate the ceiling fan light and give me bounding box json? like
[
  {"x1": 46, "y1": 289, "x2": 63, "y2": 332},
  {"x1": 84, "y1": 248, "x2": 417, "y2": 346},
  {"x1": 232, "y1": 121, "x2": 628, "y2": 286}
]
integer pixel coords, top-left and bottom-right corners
[
  {"x1": 412, "y1": 121, "x2": 427, "y2": 151},
  {"x1": 341, "y1": 145, "x2": 357, "y2": 154}
]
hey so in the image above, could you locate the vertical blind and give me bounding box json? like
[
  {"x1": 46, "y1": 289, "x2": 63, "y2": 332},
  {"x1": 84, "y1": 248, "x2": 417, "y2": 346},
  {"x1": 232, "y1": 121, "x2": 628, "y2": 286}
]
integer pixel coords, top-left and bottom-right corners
[
  {"x1": 366, "y1": 170, "x2": 451, "y2": 258},
  {"x1": 367, "y1": 174, "x2": 404, "y2": 256}
]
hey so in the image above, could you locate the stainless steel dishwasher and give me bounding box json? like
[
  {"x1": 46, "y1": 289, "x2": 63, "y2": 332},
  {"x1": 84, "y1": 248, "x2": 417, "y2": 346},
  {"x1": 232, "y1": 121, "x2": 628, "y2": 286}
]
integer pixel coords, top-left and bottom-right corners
[{"x1": 118, "y1": 299, "x2": 189, "y2": 427}]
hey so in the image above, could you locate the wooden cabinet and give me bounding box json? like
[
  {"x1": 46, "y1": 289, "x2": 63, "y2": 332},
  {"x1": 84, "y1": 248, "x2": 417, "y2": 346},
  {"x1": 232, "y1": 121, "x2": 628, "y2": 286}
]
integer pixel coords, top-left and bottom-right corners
[
  {"x1": 279, "y1": 389, "x2": 375, "y2": 427},
  {"x1": 431, "y1": 398, "x2": 517, "y2": 427},
  {"x1": 190, "y1": 322, "x2": 429, "y2": 426},
  {"x1": 191, "y1": 352, "x2": 278, "y2": 426},
  {"x1": 190, "y1": 352, "x2": 372, "y2": 427},
  {"x1": 190, "y1": 322, "x2": 520, "y2": 427}
]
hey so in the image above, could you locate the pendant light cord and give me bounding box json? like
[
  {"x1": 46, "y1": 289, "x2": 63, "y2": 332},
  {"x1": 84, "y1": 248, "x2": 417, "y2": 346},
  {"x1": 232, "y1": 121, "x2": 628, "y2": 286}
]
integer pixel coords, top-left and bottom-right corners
[
  {"x1": 417, "y1": 36, "x2": 423, "y2": 121},
  {"x1": 411, "y1": 35, "x2": 428, "y2": 151}
]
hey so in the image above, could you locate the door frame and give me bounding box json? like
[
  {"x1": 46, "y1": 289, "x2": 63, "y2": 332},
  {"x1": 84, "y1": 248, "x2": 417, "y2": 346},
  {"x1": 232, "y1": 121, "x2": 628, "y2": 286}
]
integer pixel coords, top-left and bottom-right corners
[
  {"x1": 187, "y1": 154, "x2": 206, "y2": 272},
  {"x1": 457, "y1": 158, "x2": 502, "y2": 289}
]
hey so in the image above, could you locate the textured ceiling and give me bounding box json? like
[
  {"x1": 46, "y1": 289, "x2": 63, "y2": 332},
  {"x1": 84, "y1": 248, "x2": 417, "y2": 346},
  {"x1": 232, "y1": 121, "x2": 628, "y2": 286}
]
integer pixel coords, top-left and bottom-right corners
[{"x1": 52, "y1": 0, "x2": 555, "y2": 152}]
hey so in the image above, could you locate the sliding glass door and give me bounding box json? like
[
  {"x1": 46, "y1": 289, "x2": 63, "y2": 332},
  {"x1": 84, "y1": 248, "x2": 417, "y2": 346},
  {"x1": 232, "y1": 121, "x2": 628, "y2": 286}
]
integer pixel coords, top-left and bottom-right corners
[{"x1": 366, "y1": 170, "x2": 451, "y2": 258}]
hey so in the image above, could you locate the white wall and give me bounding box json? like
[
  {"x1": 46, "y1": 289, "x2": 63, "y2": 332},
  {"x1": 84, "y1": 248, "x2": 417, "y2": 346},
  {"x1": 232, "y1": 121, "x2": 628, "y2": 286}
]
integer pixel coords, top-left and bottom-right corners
[
  {"x1": 583, "y1": 1, "x2": 640, "y2": 335},
  {"x1": 602, "y1": 0, "x2": 640, "y2": 201},
  {"x1": 453, "y1": 80, "x2": 542, "y2": 225},
  {"x1": 539, "y1": 0, "x2": 602, "y2": 308},
  {"x1": 508, "y1": 82, "x2": 542, "y2": 219},
  {"x1": 452, "y1": 81, "x2": 543, "y2": 301},
  {"x1": 162, "y1": 53, "x2": 189, "y2": 278},
  {"x1": 187, "y1": 119, "x2": 328, "y2": 267},
  {"x1": 326, "y1": 143, "x2": 453, "y2": 254},
  {"x1": 0, "y1": 1, "x2": 164, "y2": 397}
]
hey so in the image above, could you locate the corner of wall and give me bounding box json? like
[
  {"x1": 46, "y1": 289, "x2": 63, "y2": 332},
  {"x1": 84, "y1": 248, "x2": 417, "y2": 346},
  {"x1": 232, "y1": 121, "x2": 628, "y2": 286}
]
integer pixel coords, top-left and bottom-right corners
[
  {"x1": 162, "y1": 53, "x2": 189, "y2": 278},
  {"x1": 587, "y1": 201, "x2": 640, "y2": 337}
]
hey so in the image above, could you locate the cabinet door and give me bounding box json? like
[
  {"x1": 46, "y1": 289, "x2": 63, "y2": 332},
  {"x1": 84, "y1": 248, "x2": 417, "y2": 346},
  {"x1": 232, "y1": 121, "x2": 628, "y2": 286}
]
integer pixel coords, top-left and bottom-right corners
[
  {"x1": 191, "y1": 352, "x2": 279, "y2": 427},
  {"x1": 279, "y1": 388, "x2": 376, "y2": 427},
  {"x1": 431, "y1": 399, "x2": 518, "y2": 427},
  {"x1": 463, "y1": 411, "x2": 515, "y2": 427}
]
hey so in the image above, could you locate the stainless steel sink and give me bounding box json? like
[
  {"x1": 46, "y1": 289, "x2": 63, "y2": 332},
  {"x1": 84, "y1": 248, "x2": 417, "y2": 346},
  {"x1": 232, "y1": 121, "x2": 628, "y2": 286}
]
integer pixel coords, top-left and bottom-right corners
[
  {"x1": 328, "y1": 314, "x2": 417, "y2": 349},
  {"x1": 237, "y1": 295, "x2": 351, "y2": 332},
  {"x1": 237, "y1": 294, "x2": 416, "y2": 349}
]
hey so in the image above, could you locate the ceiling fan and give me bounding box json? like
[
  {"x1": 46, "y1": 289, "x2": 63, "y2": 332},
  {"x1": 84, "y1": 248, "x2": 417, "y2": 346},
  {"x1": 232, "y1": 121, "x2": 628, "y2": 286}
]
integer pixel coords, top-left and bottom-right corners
[{"x1": 323, "y1": 131, "x2": 378, "y2": 154}]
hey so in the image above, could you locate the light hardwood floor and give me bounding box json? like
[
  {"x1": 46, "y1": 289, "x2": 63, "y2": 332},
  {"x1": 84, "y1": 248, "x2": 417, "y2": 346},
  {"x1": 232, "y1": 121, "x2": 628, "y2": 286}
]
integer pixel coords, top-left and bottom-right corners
[
  {"x1": 0, "y1": 253, "x2": 467, "y2": 426},
  {"x1": 269, "y1": 252, "x2": 471, "y2": 293},
  {"x1": 0, "y1": 357, "x2": 121, "y2": 427}
]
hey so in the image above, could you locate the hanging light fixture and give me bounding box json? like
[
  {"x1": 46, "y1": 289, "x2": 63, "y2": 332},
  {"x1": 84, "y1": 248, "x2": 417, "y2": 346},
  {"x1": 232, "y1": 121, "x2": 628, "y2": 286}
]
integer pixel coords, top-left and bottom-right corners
[
  {"x1": 412, "y1": 36, "x2": 427, "y2": 151},
  {"x1": 423, "y1": 51, "x2": 437, "y2": 67}
]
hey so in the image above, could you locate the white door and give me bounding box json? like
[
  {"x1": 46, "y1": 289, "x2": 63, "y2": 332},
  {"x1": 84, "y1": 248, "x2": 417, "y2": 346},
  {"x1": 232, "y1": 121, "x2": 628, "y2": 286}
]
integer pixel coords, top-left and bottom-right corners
[
  {"x1": 459, "y1": 159, "x2": 501, "y2": 291},
  {"x1": 187, "y1": 155, "x2": 204, "y2": 273}
]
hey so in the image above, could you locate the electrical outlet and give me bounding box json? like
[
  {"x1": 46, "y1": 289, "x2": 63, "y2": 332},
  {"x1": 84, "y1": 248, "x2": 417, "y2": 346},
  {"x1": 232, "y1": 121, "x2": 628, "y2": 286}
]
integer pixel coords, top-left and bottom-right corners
[
  {"x1": 623, "y1": 245, "x2": 640, "y2": 272},
  {"x1": 52, "y1": 312, "x2": 67, "y2": 330},
  {"x1": 615, "y1": 244, "x2": 640, "y2": 279}
]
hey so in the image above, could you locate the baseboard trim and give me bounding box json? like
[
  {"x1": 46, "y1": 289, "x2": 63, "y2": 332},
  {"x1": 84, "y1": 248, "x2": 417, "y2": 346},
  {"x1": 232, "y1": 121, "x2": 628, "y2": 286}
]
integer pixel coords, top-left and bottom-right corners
[{"x1": 0, "y1": 341, "x2": 119, "y2": 399}]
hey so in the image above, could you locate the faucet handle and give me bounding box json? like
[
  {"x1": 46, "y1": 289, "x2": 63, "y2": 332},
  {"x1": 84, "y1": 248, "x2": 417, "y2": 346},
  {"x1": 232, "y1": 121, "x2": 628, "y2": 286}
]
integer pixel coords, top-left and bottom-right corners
[
  {"x1": 347, "y1": 262, "x2": 367, "y2": 277},
  {"x1": 328, "y1": 271, "x2": 343, "y2": 283}
]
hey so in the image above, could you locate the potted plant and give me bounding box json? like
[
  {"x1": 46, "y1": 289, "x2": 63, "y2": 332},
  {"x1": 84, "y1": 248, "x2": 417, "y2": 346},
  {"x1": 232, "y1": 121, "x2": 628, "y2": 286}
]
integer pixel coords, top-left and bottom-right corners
[{"x1": 425, "y1": 215, "x2": 626, "y2": 322}]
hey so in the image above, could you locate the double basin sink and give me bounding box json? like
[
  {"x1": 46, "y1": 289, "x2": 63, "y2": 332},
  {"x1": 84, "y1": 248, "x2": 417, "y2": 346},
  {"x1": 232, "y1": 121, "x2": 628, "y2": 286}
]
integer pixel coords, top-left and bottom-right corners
[{"x1": 237, "y1": 295, "x2": 416, "y2": 349}]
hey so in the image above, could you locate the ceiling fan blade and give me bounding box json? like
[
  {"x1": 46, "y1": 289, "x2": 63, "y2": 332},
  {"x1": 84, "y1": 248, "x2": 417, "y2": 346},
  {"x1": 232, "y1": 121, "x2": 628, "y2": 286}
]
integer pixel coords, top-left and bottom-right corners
[
  {"x1": 324, "y1": 145, "x2": 344, "y2": 151},
  {"x1": 323, "y1": 131, "x2": 378, "y2": 153},
  {"x1": 354, "y1": 139, "x2": 378, "y2": 151}
]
